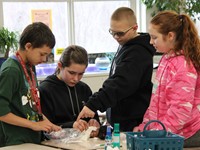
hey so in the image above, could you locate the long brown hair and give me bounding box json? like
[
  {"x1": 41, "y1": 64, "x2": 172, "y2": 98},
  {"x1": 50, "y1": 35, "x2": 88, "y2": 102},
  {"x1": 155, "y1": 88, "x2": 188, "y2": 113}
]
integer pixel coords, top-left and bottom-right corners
[
  {"x1": 151, "y1": 10, "x2": 200, "y2": 70},
  {"x1": 55, "y1": 45, "x2": 88, "y2": 74}
]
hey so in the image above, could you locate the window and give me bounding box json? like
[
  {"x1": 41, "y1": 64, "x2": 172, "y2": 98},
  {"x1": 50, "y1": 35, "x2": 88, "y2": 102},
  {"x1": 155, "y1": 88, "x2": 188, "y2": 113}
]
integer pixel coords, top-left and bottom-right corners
[
  {"x1": 1, "y1": 0, "x2": 146, "y2": 60},
  {"x1": 74, "y1": 1, "x2": 130, "y2": 54},
  {"x1": 3, "y1": 1, "x2": 69, "y2": 60}
]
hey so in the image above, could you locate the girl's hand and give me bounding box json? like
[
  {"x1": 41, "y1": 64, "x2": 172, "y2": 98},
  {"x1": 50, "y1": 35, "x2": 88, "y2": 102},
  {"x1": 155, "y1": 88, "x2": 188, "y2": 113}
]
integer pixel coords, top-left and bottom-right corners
[
  {"x1": 88, "y1": 119, "x2": 100, "y2": 137},
  {"x1": 73, "y1": 119, "x2": 88, "y2": 132},
  {"x1": 133, "y1": 126, "x2": 140, "y2": 132}
]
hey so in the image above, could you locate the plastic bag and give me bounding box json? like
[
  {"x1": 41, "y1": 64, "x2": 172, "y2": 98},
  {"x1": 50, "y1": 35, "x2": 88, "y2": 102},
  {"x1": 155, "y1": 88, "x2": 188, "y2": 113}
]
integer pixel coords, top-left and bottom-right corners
[
  {"x1": 44, "y1": 128, "x2": 81, "y2": 140},
  {"x1": 44, "y1": 126, "x2": 97, "y2": 143}
]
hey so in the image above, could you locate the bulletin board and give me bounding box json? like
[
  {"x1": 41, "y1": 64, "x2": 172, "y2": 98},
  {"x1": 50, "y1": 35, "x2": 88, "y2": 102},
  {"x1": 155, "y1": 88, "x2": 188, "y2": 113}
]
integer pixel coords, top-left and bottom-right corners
[{"x1": 31, "y1": 9, "x2": 52, "y2": 30}]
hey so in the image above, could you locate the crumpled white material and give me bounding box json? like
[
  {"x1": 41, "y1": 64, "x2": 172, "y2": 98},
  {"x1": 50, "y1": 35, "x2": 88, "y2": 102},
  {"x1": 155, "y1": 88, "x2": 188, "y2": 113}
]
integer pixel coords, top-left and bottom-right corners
[{"x1": 79, "y1": 126, "x2": 97, "y2": 141}]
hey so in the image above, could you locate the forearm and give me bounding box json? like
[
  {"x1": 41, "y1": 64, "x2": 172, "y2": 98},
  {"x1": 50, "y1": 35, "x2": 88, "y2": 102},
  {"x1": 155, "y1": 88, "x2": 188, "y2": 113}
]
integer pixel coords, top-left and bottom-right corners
[
  {"x1": 0, "y1": 113, "x2": 61, "y2": 132},
  {"x1": 0, "y1": 113, "x2": 34, "y2": 130}
]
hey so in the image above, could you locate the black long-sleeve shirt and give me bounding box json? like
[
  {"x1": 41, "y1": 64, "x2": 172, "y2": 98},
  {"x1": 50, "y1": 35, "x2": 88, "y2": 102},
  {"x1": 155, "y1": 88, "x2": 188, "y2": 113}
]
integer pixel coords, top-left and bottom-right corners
[
  {"x1": 86, "y1": 33, "x2": 156, "y2": 131},
  {"x1": 39, "y1": 75, "x2": 100, "y2": 128}
]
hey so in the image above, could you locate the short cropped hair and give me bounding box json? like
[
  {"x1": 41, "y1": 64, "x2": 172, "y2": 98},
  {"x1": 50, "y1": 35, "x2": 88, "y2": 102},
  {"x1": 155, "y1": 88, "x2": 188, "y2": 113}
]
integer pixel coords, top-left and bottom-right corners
[{"x1": 111, "y1": 7, "x2": 137, "y2": 26}]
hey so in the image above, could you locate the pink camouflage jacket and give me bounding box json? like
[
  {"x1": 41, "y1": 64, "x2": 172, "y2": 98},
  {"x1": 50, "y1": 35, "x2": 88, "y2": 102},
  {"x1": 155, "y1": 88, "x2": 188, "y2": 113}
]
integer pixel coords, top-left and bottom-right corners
[{"x1": 138, "y1": 54, "x2": 200, "y2": 139}]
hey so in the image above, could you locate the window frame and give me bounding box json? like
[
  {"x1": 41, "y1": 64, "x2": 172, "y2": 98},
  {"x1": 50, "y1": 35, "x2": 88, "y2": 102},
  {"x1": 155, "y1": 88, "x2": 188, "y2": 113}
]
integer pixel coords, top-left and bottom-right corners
[{"x1": 0, "y1": 0, "x2": 147, "y2": 53}]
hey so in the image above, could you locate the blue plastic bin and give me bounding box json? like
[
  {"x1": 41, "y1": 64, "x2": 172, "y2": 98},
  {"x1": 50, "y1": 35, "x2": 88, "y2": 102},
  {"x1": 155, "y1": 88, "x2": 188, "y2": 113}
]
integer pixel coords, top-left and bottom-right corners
[
  {"x1": 126, "y1": 132, "x2": 142, "y2": 150},
  {"x1": 125, "y1": 120, "x2": 184, "y2": 150},
  {"x1": 126, "y1": 132, "x2": 184, "y2": 150}
]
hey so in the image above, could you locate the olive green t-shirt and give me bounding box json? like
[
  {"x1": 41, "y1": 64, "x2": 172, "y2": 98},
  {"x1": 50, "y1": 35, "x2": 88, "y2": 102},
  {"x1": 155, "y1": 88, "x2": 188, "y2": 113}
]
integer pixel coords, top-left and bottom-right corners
[{"x1": 0, "y1": 57, "x2": 41, "y2": 147}]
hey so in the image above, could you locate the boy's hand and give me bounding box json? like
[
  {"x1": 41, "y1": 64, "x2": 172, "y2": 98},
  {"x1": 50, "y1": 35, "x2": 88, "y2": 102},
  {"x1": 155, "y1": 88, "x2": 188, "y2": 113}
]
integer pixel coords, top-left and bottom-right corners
[
  {"x1": 77, "y1": 106, "x2": 95, "y2": 120},
  {"x1": 31, "y1": 118, "x2": 61, "y2": 132}
]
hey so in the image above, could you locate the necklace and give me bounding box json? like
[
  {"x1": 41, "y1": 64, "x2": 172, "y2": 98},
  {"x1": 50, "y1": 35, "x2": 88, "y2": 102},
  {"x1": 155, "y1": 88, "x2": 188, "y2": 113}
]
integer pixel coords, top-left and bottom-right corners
[{"x1": 15, "y1": 51, "x2": 43, "y2": 121}]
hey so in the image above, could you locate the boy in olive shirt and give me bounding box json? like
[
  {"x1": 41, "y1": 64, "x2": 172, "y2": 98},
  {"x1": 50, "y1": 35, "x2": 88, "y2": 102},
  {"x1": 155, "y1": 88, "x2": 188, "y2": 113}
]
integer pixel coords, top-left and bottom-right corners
[{"x1": 0, "y1": 22, "x2": 61, "y2": 147}]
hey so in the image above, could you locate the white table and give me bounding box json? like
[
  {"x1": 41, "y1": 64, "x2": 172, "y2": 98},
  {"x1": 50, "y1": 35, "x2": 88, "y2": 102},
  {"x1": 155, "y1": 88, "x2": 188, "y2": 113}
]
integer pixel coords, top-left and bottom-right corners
[
  {"x1": 0, "y1": 143, "x2": 60, "y2": 150},
  {"x1": 42, "y1": 133, "x2": 127, "y2": 150},
  {"x1": 1, "y1": 138, "x2": 200, "y2": 150}
]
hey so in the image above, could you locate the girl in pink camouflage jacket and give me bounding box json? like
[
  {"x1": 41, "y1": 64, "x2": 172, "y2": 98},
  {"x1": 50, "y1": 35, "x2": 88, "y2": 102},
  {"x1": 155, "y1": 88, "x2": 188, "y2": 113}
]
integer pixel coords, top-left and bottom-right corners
[{"x1": 133, "y1": 10, "x2": 200, "y2": 147}]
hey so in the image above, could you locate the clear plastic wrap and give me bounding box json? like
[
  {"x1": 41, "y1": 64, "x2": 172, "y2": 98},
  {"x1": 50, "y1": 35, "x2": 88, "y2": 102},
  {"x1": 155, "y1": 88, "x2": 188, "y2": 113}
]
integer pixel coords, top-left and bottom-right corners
[
  {"x1": 44, "y1": 126, "x2": 97, "y2": 144},
  {"x1": 44, "y1": 128, "x2": 81, "y2": 141}
]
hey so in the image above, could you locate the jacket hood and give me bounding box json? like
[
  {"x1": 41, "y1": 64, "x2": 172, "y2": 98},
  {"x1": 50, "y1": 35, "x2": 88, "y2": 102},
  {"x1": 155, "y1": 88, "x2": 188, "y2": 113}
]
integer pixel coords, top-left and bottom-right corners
[
  {"x1": 124, "y1": 32, "x2": 156, "y2": 56},
  {"x1": 40, "y1": 74, "x2": 65, "y2": 86}
]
